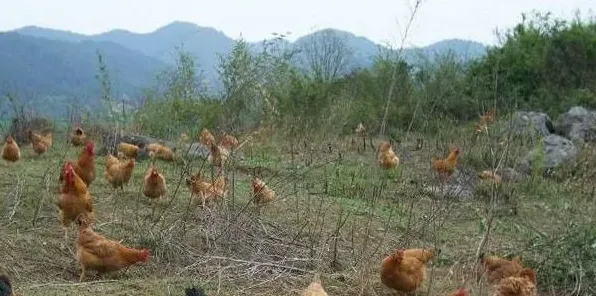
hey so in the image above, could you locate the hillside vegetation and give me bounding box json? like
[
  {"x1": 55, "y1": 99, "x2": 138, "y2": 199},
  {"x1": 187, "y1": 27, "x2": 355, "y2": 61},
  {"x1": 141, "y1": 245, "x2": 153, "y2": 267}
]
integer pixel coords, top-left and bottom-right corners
[
  {"x1": 2, "y1": 22, "x2": 486, "y2": 116},
  {"x1": 1, "y1": 11, "x2": 596, "y2": 296}
]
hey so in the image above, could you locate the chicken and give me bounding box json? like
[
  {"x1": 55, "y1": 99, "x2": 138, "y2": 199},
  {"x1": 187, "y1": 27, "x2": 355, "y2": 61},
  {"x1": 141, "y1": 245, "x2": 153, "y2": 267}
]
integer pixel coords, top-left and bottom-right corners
[
  {"x1": 71, "y1": 127, "x2": 87, "y2": 146},
  {"x1": 0, "y1": 274, "x2": 12, "y2": 296},
  {"x1": 479, "y1": 253, "x2": 524, "y2": 285},
  {"x1": 105, "y1": 158, "x2": 135, "y2": 190},
  {"x1": 476, "y1": 108, "x2": 496, "y2": 133},
  {"x1": 381, "y1": 248, "x2": 438, "y2": 293},
  {"x1": 494, "y1": 268, "x2": 537, "y2": 296},
  {"x1": 479, "y1": 170, "x2": 502, "y2": 184},
  {"x1": 60, "y1": 141, "x2": 96, "y2": 187},
  {"x1": 302, "y1": 274, "x2": 329, "y2": 296},
  {"x1": 2, "y1": 136, "x2": 20, "y2": 163},
  {"x1": 378, "y1": 141, "x2": 399, "y2": 169},
  {"x1": 252, "y1": 177, "x2": 275, "y2": 210},
  {"x1": 199, "y1": 128, "x2": 215, "y2": 146},
  {"x1": 28, "y1": 130, "x2": 53, "y2": 155},
  {"x1": 58, "y1": 162, "x2": 94, "y2": 239},
  {"x1": 117, "y1": 142, "x2": 140, "y2": 159},
  {"x1": 147, "y1": 143, "x2": 175, "y2": 162},
  {"x1": 448, "y1": 287, "x2": 470, "y2": 296},
  {"x1": 219, "y1": 134, "x2": 239, "y2": 150},
  {"x1": 104, "y1": 154, "x2": 120, "y2": 170},
  {"x1": 207, "y1": 142, "x2": 229, "y2": 170},
  {"x1": 185, "y1": 172, "x2": 227, "y2": 207},
  {"x1": 433, "y1": 147, "x2": 460, "y2": 181},
  {"x1": 143, "y1": 164, "x2": 166, "y2": 199},
  {"x1": 75, "y1": 216, "x2": 150, "y2": 282}
]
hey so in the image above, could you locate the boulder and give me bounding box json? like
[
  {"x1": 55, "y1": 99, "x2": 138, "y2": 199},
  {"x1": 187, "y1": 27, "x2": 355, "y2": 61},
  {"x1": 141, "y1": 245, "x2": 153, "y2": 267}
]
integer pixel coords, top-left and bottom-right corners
[
  {"x1": 555, "y1": 106, "x2": 596, "y2": 142},
  {"x1": 511, "y1": 111, "x2": 554, "y2": 137},
  {"x1": 423, "y1": 168, "x2": 477, "y2": 200},
  {"x1": 180, "y1": 143, "x2": 210, "y2": 159},
  {"x1": 522, "y1": 134, "x2": 578, "y2": 173}
]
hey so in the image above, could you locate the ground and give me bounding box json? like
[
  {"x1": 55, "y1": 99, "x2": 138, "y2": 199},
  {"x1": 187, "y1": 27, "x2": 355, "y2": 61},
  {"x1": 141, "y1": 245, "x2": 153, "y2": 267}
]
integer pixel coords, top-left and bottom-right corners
[{"x1": 0, "y1": 125, "x2": 593, "y2": 296}]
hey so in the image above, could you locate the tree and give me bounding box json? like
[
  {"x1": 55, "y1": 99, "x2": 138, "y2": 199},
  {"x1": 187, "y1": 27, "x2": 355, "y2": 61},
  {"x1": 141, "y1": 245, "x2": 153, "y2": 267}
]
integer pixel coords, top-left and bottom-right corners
[{"x1": 298, "y1": 30, "x2": 353, "y2": 82}]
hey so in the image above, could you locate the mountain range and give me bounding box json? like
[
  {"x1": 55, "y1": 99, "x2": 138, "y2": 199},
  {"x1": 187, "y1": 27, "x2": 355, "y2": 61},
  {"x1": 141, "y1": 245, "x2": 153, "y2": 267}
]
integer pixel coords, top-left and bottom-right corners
[{"x1": 1, "y1": 21, "x2": 487, "y2": 116}]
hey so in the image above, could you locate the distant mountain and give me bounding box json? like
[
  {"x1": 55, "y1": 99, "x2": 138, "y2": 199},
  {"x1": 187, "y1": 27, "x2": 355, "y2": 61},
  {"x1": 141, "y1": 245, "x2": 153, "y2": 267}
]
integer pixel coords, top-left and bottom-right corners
[
  {"x1": 12, "y1": 23, "x2": 486, "y2": 75},
  {"x1": 0, "y1": 32, "x2": 165, "y2": 116},
  {"x1": 2, "y1": 23, "x2": 487, "y2": 116},
  {"x1": 14, "y1": 22, "x2": 235, "y2": 83}
]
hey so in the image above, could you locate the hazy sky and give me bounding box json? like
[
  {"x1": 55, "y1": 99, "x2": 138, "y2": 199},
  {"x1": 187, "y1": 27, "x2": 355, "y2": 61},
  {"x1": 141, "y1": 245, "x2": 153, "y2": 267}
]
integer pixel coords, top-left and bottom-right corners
[{"x1": 0, "y1": 0, "x2": 592, "y2": 46}]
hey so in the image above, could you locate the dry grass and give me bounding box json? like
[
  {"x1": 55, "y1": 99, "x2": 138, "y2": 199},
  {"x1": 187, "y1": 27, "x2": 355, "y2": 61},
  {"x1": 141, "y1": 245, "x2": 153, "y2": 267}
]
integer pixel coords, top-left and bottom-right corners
[{"x1": 0, "y1": 124, "x2": 594, "y2": 296}]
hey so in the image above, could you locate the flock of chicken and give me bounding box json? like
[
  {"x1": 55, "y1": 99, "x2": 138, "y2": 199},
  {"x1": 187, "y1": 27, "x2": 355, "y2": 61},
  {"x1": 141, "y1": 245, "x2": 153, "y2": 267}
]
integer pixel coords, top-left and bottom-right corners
[
  {"x1": 0, "y1": 110, "x2": 538, "y2": 296},
  {"x1": 0, "y1": 127, "x2": 276, "y2": 294}
]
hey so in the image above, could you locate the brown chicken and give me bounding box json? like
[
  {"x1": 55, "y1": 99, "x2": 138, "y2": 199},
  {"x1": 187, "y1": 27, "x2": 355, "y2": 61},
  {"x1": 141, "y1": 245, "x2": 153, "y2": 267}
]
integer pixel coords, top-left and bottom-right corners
[
  {"x1": 185, "y1": 172, "x2": 227, "y2": 207},
  {"x1": 28, "y1": 130, "x2": 53, "y2": 155},
  {"x1": 143, "y1": 164, "x2": 166, "y2": 199},
  {"x1": 105, "y1": 154, "x2": 120, "y2": 170},
  {"x1": 378, "y1": 141, "x2": 399, "y2": 169},
  {"x1": 58, "y1": 162, "x2": 94, "y2": 239},
  {"x1": 199, "y1": 128, "x2": 215, "y2": 146},
  {"x1": 2, "y1": 136, "x2": 20, "y2": 163},
  {"x1": 381, "y1": 248, "x2": 438, "y2": 293},
  {"x1": 433, "y1": 147, "x2": 460, "y2": 181},
  {"x1": 71, "y1": 127, "x2": 87, "y2": 146},
  {"x1": 75, "y1": 216, "x2": 150, "y2": 282},
  {"x1": 252, "y1": 177, "x2": 276, "y2": 210},
  {"x1": 60, "y1": 141, "x2": 96, "y2": 187},
  {"x1": 302, "y1": 274, "x2": 329, "y2": 296},
  {"x1": 479, "y1": 253, "x2": 524, "y2": 285},
  {"x1": 105, "y1": 158, "x2": 135, "y2": 190},
  {"x1": 219, "y1": 134, "x2": 239, "y2": 150},
  {"x1": 207, "y1": 142, "x2": 229, "y2": 170},
  {"x1": 117, "y1": 142, "x2": 140, "y2": 159},
  {"x1": 147, "y1": 143, "x2": 175, "y2": 162},
  {"x1": 494, "y1": 268, "x2": 537, "y2": 296},
  {"x1": 476, "y1": 108, "x2": 497, "y2": 133},
  {"x1": 479, "y1": 170, "x2": 502, "y2": 184}
]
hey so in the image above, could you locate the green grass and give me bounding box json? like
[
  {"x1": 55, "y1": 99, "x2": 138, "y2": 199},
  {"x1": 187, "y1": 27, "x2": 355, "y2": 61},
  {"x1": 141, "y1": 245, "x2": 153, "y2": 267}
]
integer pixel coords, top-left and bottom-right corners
[{"x1": 1, "y1": 125, "x2": 595, "y2": 296}]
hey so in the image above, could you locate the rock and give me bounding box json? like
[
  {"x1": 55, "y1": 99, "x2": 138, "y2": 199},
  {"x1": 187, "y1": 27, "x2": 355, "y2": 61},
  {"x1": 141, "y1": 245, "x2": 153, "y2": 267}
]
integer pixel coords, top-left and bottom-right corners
[
  {"x1": 555, "y1": 106, "x2": 596, "y2": 142},
  {"x1": 180, "y1": 143, "x2": 210, "y2": 159},
  {"x1": 522, "y1": 134, "x2": 578, "y2": 173},
  {"x1": 423, "y1": 168, "x2": 477, "y2": 200},
  {"x1": 511, "y1": 111, "x2": 554, "y2": 137}
]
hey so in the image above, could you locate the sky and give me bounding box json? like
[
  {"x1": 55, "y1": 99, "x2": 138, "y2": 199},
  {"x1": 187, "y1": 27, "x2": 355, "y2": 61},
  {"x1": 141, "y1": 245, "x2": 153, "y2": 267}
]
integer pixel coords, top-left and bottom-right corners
[{"x1": 0, "y1": 0, "x2": 593, "y2": 47}]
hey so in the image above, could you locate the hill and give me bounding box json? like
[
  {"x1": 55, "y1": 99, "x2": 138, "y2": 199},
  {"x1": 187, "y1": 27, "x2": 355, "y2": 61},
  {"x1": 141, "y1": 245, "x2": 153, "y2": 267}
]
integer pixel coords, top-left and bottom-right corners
[
  {"x1": 12, "y1": 22, "x2": 487, "y2": 74},
  {"x1": 0, "y1": 32, "x2": 165, "y2": 117},
  {"x1": 3, "y1": 23, "x2": 487, "y2": 116}
]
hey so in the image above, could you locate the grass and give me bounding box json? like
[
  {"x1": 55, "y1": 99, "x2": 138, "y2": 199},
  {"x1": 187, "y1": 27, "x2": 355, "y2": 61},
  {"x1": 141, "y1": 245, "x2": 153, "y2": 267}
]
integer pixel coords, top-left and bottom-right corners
[{"x1": 0, "y1": 123, "x2": 595, "y2": 296}]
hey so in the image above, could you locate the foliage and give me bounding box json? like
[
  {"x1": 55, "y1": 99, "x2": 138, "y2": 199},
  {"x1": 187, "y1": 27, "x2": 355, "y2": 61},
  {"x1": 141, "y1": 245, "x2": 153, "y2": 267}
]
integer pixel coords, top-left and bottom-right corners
[
  {"x1": 134, "y1": 50, "x2": 219, "y2": 138},
  {"x1": 531, "y1": 220, "x2": 596, "y2": 294},
  {"x1": 468, "y1": 11, "x2": 596, "y2": 115}
]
